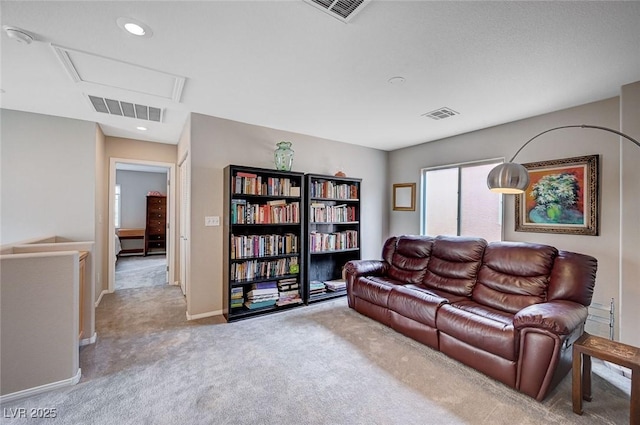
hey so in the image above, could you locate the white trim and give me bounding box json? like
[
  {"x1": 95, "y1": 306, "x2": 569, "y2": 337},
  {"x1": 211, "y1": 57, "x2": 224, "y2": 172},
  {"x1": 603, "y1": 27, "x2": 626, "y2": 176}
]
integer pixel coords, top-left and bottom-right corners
[
  {"x1": 186, "y1": 310, "x2": 222, "y2": 321},
  {"x1": 80, "y1": 332, "x2": 97, "y2": 346},
  {"x1": 172, "y1": 280, "x2": 180, "y2": 286},
  {"x1": 108, "y1": 158, "x2": 177, "y2": 295},
  {"x1": 0, "y1": 368, "x2": 81, "y2": 403},
  {"x1": 94, "y1": 289, "x2": 111, "y2": 307}
]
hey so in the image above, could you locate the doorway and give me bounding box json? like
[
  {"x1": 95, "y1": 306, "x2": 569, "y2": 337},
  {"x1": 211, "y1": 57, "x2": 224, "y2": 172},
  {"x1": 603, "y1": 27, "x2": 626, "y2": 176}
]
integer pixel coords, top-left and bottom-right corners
[{"x1": 108, "y1": 158, "x2": 176, "y2": 294}]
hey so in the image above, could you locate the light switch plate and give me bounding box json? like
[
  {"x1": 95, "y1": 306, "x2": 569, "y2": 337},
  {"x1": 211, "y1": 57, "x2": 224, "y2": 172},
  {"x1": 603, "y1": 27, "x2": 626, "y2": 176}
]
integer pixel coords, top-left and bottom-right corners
[{"x1": 205, "y1": 216, "x2": 220, "y2": 226}]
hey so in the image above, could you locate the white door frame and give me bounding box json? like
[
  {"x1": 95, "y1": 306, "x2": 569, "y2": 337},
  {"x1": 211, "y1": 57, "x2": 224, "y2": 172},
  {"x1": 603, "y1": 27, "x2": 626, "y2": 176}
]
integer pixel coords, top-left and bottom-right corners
[
  {"x1": 108, "y1": 157, "x2": 177, "y2": 293},
  {"x1": 178, "y1": 152, "x2": 190, "y2": 298}
]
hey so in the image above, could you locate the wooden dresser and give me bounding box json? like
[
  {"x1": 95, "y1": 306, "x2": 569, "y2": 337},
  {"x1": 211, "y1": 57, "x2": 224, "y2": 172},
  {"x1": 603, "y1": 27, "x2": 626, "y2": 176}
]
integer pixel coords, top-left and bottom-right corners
[{"x1": 145, "y1": 195, "x2": 167, "y2": 256}]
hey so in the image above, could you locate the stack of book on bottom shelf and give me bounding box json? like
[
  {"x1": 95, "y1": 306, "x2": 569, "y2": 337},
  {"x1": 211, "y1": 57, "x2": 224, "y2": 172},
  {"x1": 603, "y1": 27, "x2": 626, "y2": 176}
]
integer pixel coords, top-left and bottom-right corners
[
  {"x1": 323, "y1": 278, "x2": 346, "y2": 292},
  {"x1": 309, "y1": 280, "x2": 327, "y2": 297},
  {"x1": 245, "y1": 281, "x2": 279, "y2": 309},
  {"x1": 276, "y1": 277, "x2": 302, "y2": 306},
  {"x1": 231, "y1": 287, "x2": 244, "y2": 309}
]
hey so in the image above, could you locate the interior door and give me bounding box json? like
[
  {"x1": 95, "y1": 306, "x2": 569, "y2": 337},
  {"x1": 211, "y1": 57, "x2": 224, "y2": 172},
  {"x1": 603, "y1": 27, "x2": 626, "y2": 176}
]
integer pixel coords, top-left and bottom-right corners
[{"x1": 179, "y1": 157, "x2": 190, "y2": 296}]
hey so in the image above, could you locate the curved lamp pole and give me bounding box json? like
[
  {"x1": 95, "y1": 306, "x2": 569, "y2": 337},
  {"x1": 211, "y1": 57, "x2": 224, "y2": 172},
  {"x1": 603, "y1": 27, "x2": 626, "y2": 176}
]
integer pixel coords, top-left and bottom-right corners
[{"x1": 487, "y1": 125, "x2": 640, "y2": 194}]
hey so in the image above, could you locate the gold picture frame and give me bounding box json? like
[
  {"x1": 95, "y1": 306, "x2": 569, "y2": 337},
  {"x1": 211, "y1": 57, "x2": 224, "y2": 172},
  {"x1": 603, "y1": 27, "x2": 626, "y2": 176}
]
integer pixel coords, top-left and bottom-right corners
[
  {"x1": 515, "y1": 155, "x2": 599, "y2": 235},
  {"x1": 393, "y1": 183, "x2": 416, "y2": 211}
]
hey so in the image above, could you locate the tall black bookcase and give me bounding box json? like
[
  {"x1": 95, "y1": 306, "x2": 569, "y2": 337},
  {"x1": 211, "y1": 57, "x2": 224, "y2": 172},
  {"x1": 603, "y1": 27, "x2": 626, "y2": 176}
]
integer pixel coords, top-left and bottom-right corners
[
  {"x1": 223, "y1": 165, "x2": 305, "y2": 321},
  {"x1": 304, "y1": 174, "x2": 361, "y2": 303}
]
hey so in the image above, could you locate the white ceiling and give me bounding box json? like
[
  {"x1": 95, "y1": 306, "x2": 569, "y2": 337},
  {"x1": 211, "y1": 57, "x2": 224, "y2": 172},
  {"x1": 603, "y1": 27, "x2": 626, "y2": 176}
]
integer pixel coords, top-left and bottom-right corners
[{"x1": 1, "y1": 1, "x2": 639, "y2": 151}]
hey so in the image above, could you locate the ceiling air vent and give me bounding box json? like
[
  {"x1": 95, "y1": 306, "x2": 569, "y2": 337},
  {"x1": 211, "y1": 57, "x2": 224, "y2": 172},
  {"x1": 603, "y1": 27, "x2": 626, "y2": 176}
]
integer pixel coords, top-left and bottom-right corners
[
  {"x1": 88, "y1": 95, "x2": 163, "y2": 122},
  {"x1": 304, "y1": 0, "x2": 371, "y2": 23},
  {"x1": 422, "y1": 107, "x2": 459, "y2": 120}
]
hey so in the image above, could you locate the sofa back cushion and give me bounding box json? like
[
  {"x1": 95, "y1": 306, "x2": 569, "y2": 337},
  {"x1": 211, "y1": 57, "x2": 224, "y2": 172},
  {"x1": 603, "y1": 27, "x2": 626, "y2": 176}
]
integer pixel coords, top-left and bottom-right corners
[
  {"x1": 383, "y1": 235, "x2": 434, "y2": 284},
  {"x1": 473, "y1": 242, "x2": 557, "y2": 313},
  {"x1": 422, "y1": 236, "x2": 487, "y2": 296},
  {"x1": 547, "y1": 251, "x2": 597, "y2": 306}
]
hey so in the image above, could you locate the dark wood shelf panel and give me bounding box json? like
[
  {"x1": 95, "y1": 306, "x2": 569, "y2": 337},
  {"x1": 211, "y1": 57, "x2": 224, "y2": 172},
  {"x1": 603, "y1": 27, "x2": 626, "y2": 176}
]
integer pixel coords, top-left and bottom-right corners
[
  {"x1": 308, "y1": 290, "x2": 347, "y2": 303},
  {"x1": 310, "y1": 248, "x2": 360, "y2": 255}
]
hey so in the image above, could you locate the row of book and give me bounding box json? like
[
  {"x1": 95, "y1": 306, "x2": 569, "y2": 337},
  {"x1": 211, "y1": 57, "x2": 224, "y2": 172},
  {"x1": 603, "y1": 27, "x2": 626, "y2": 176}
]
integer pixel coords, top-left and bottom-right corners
[
  {"x1": 309, "y1": 279, "x2": 347, "y2": 297},
  {"x1": 309, "y1": 230, "x2": 358, "y2": 253},
  {"x1": 230, "y1": 233, "x2": 299, "y2": 259},
  {"x1": 231, "y1": 199, "x2": 300, "y2": 225},
  {"x1": 275, "y1": 278, "x2": 303, "y2": 307},
  {"x1": 231, "y1": 286, "x2": 244, "y2": 309},
  {"x1": 236, "y1": 279, "x2": 303, "y2": 310},
  {"x1": 309, "y1": 180, "x2": 358, "y2": 200},
  {"x1": 230, "y1": 257, "x2": 299, "y2": 281},
  {"x1": 309, "y1": 203, "x2": 357, "y2": 223},
  {"x1": 232, "y1": 172, "x2": 301, "y2": 197}
]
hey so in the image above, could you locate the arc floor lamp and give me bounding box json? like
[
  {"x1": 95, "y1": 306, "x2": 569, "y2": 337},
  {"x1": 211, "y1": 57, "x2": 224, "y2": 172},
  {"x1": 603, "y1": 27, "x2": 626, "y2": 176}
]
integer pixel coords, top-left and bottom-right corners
[{"x1": 487, "y1": 125, "x2": 640, "y2": 194}]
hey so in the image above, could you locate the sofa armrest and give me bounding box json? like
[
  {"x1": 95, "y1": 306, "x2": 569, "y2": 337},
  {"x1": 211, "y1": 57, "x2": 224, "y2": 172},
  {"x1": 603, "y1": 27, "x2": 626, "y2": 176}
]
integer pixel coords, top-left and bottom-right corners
[
  {"x1": 513, "y1": 300, "x2": 588, "y2": 335},
  {"x1": 344, "y1": 260, "x2": 388, "y2": 279},
  {"x1": 344, "y1": 260, "x2": 388, "y2": 308}
]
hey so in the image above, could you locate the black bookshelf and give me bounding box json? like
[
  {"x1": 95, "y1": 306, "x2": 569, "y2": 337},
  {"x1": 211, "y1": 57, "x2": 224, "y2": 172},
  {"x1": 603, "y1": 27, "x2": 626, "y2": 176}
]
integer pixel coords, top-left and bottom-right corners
[
  {"x1": 223, "y1": 165, "x2": 305, "y2": 321},
  {"x1": 305, "y1": 173, "x2": 361, "y2": 304}
]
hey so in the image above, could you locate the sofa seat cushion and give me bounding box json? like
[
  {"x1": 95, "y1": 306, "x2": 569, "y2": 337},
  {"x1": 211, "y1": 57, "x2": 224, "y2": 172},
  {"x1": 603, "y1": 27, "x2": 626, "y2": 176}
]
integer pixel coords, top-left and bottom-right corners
[
  {"x1": 352, "y1": 276, "x2": 402, "y2": 308},
  {"x1": 436, "y1": 302, "x2": 517, "y2": 361},
  {"x1": 404, "y1": 284, "x2": 469, "y2": 304},
  {"x1": 388, "y1": 285, "x2": 448, "y2": 328}
]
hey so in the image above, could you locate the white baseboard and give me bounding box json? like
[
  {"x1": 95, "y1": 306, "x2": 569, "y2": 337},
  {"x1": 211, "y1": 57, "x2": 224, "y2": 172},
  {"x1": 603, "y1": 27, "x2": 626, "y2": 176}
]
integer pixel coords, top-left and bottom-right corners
[
  {"x1": 172, "y1": 280, "x2": 180, "y2": 286},
  {"x1": 0, "y1": 368, "x2": 81, "y2": 403},
  {"x1": 80, "y1": 332, "x2": 97, "y2": 346},
  {"x1": 94, "y1": 289, "x2": 111, "y2": 307},
  {"x1": 186, "y1": 309, "x2": 222, "y2": 320}
]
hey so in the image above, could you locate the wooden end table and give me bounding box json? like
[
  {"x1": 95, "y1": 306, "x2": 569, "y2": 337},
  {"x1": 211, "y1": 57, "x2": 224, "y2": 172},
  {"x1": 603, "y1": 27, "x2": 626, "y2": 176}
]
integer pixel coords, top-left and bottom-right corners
[{"x1": 572, "y1": 332, "x2": 640, "y2": 425}]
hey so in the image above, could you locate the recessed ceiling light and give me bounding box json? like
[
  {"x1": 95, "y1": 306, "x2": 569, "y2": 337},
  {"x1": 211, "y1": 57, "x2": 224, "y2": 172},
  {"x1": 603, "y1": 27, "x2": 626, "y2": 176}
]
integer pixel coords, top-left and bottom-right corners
[
  {"x1": 116, "y1": 17, "x2": 153, "y2": 38},
  {"x1": 136, "y1": 126, "x2": 148, "y2": 131}
]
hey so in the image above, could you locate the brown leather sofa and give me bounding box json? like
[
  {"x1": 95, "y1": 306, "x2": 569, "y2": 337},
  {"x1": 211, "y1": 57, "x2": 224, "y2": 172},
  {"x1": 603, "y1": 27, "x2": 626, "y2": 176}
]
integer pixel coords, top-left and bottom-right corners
[{"x1": 344, "y1": 235, "x2": 597, "y2": 401}]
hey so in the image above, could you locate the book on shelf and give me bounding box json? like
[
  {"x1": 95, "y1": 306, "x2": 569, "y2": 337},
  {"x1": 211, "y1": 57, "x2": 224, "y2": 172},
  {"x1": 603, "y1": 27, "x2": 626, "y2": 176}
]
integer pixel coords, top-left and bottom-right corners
[
  {"x1": 290, "y1": 186, "x2": 301, "y2": 197},
  {"x1": 309, "y1": 281, "x2": 326, "y2": 292},
  {"x1": 276, "y1": 297, "x2": 302, "y2": 307},
  {"x1": 244, "y1": 299, "x2": 277, "y2": 310},
  {"x1": 323, "y1": 278, "x2": 347, "y2": 292},
  {"x1": 267, "y1": 199, "x2": 287, "y2": 206},
  {"x1": 252, "y1": 281, "x2": 277, "y2": 290},
  {"x1": 247, "y1": 288, "x2": 279, "y2": 298},
  {"x1": 247, "y1": 293, "x2": 279, "y2": 302}
]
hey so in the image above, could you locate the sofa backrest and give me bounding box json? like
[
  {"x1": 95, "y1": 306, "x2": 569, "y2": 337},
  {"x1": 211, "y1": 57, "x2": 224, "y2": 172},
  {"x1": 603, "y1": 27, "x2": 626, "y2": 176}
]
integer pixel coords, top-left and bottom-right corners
[
  {"x1": 422, "y1": 235, "x2": 487, "y2": 296},
  {"x1": 547, "y1": 251, "x2": 597, "y2": 306},
  {"x1": 383, "y1": 235, "x2": 434, "y2": 284},
  {"x1": 473, "y1": 241, "x2": 558, "y2": 313}
]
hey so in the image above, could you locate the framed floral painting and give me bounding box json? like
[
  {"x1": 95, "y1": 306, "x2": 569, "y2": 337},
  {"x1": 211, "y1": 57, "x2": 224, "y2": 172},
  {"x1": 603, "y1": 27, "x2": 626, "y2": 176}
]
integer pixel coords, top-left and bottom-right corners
[{"x1": 515, "y1": 155, "x2": 599, "y2": 235}]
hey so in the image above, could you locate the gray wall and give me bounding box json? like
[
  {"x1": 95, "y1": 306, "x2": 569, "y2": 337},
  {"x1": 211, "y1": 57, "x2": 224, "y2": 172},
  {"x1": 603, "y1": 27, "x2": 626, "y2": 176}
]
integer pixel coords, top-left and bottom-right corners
[
  {"x1": 620, "y1": 81, "x2": 640, "y2": 346},
  {"x1": 0, "y1": 109, "x2": 96, "y2": 244},
  {"x1": 388, "y1": 94, "x2": 639, "y2": 345},
  {"x1": 186, "y1": 113, "x2": 389, "y2": 316},
  {"x1": 116, "y1": 170, "x2": 167, "y2": 229}
]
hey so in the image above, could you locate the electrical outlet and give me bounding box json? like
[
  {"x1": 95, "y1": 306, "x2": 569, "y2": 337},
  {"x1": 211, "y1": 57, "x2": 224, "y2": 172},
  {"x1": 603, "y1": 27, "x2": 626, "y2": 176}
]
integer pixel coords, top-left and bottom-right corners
[{"x1": 205, "y1": 216, "x2": 220, "y2": 226}]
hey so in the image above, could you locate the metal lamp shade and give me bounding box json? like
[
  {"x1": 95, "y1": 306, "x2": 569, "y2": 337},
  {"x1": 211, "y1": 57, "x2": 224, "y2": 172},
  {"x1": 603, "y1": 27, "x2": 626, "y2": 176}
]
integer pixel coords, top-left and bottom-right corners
[{"x1": 487, "y1": 162, "x2": 530, "y2": 194}]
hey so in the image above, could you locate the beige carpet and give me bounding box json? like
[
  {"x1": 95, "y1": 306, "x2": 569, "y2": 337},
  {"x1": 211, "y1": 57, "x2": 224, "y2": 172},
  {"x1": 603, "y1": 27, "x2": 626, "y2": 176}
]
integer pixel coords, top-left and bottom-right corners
[
  {"x1": 115, "y1": 255, "x2": 167, "y2": 290},
  {"x1": 0, "y1": 285, "x2": 631, "y2": 424}
]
